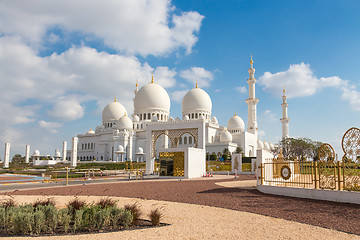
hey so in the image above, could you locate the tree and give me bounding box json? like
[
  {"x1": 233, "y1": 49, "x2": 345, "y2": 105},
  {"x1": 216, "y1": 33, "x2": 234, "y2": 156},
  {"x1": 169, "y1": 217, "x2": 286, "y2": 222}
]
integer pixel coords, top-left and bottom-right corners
[
  {"x1": 234, "y1": 147, "x2": 243, "y2": 155},
  {"x1": 279, "y1": 137, "x2": 323, "y2": 161},
  {"x1": 11, "y1": 154, "x2": 25, "y2": 164}
]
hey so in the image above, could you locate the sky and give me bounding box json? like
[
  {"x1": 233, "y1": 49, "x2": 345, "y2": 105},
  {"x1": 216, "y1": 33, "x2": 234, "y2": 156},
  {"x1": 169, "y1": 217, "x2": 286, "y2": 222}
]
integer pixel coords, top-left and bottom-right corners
[{"x1": 0, "y1": 0, "x2": 359, "y2": 158}]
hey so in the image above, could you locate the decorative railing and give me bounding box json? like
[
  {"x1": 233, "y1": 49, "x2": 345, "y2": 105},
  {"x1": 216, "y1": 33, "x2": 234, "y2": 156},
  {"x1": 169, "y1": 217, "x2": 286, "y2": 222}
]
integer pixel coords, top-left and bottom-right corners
[{"x1": 259, "y1": 159, "x2": 360, "y2": 191}]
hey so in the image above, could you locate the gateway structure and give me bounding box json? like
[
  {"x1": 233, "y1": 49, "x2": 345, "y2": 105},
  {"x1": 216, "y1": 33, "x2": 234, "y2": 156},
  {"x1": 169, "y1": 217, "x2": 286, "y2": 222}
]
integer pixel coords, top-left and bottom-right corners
[{"x1": 69, "y1": 57, "x2": 276, "y2": 176}]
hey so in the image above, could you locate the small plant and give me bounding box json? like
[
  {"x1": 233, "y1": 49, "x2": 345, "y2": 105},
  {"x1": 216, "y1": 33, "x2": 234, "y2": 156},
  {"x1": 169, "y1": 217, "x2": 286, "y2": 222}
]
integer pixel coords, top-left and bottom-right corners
[
  {"x1": 96, "y1": 198, "x2": 117, "y2": 209},
  {"x1": 148, "y1": 208, "x2": 163, "y2": 226},
  {"x1": 33, "y1": 198, "x2": 56, "y2": 208},
  {"x1": 124, "y1": 202, "x2": 142, "y2": 226}
]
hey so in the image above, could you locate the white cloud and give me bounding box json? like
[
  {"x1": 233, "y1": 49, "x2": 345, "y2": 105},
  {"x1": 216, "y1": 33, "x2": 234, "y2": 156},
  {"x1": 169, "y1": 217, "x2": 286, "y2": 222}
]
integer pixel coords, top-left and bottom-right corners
[
  {"x1": 38, "y1": 120, "x2": 62, "y2": 133},
  {"x1": 259, "y1": 62, "x2": 360, "y2": 111},
  {"x1": 263, "y1": 110, "x2": 277, "y2": 122},
  {"x1": 180, "y1": 67, "x2": 213, "y2": 87},
  {"x1": 171, "y1": 90, "x2": 189, "y2": 102},
  {"x1": 236, "y1": 86, "x2": 247, "y2": 93},
  {"x1": 259, "y1": 63, "x2": 344, "y2": 98},
  {"x1": 48, "y1": 98, "x2": 85, "y2": 121},
  {"x1": 154, "y1": 66, "x2": 177, "y2": 88},
  {"x1": 0, "y1": 0, "x2": 204, "y2": 56},
  {"x1": 258, "y1": 130, "x2": 266, "y2": 139}
]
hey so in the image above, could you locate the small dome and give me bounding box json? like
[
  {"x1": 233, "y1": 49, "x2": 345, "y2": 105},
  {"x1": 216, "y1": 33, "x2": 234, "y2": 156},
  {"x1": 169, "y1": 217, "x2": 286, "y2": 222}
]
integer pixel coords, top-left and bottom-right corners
[
  {"x1": 183, "y1": 115, "x2": 189, "y2": 121},
  {"x1": 133, "y1": 115, "x2": 140, "y2": 122},
  {"x1": 137, "y1": 147, "x2": 144, "y2": 154},
  {"x1": 263, "y1": 141, "x2": 270, "y2": 150},
  {"x1": 116, "y1": 114, "x2": 133, "y2": 130},
  {"x1": 134, "y1": 82, "x2": 170, "y2": 113},
  {"x1": 182, "y1": 87, "x2": 212, "y2": 115},
  {"x1": 168, "y1": 117, "x2": 174, "y2": 122},
  {"x1": 257, "y1": 139, "x2": 264, "y2": 149},
  {"x1": 227, "y1": 114, "x2": 245, "y2": 132},
  {"x1": 55, "y1": 149, "x2": 61, "y2": 157},
  {"x1": 33, "y1": 150, "x2": 40, "y2": 157},
  {"x1": 269, "y1": 143, "x2": 275, "y2": 150},
  {"x1": 117, "y1": 145, "x2": 124, "y2": 152},
  {"x1": 87, "y1": 129, "x2": 95, "y2": 134},
  {"x1": 220, "y1": 130, "x2": 233, "y2": 143},
  {"x1": 102, "y1": 101, "x2": 127, "y2": 123},
  {"x1": 211, "y1": 116, "x2": 218, "y2": 124}
]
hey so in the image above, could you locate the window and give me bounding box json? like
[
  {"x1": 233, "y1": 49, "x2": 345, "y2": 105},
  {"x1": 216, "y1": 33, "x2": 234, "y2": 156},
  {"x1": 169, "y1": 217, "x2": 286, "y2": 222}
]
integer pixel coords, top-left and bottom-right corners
[
  {"x1": 189, "y1": 136, "x2": 192, "y2": 144},
  {"x1": 195, "y1": 113, "x2": 198, "y2": 118},
  {"x1": 161, "y1": 114, "x2": 163, "y2": 120},
  {"x1": 157, "y1": 113, "x2": 160, "y2": 120},
  {"x1": 184, "y1": 137, "x2": 187, "y2": 144},
  {"x1": 148, "y1": 113, "x2": 151, "y2": 119},
  {"x1": 192, "y1": 113, "x2": 194, "y2": 119},
  {"x1": 179, "y1": 137, "x2": 182, "y2": 145},
  {"x1": 144, "y1": 113, "x2": 146, "y2": 120}
]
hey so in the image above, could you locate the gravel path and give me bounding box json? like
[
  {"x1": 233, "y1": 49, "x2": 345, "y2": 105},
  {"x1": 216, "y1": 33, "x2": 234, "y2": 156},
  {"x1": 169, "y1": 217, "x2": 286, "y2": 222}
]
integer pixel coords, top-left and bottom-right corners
[{"x1": 4, "y1": 175, "x2": 360, "y2": 235}]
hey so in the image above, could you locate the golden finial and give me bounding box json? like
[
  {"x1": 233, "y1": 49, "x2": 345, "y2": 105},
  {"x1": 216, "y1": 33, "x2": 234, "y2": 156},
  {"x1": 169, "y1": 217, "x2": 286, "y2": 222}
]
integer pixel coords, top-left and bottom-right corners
[
  {"x1": 250, "y1": 54, "x2": 253, "y2": 67},
  {"x1": 136, "y1": 79, "x2": 138, "y2": 88},
  {"x1": 283, "y1": 88, "x2": 286, "y2": 93},
  {"x1": 124, "y1": 112, "x2": 127, "y2": 116},
  {"x1": 235, "y1": 112, "x2": 237, "y2": 116},
  {"x1": 151, "y1": 74, "x2": 154, "y2": 83},
  {"x1": 195, "y1": 80, "x2": 198, "y2": 88},
  {"x1": 114, "y1": 97, "x2": 117, "y2": 102},
  {"x1": 90, "y1": 128, "x2": 93, "y2": 131}
]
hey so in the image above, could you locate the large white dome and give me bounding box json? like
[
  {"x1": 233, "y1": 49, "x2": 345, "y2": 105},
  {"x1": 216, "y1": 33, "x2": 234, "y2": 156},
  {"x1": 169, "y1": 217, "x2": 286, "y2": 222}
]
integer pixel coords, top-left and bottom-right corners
[
  {"x1": 182, "y1": 87, "x2": 212, "y2": 114},
  {"x1": 134, "y1": 82, "x2": 170, "y2": 113},
  {"x1": 227, "y1": 114, "x2": 245, "y2": 133},
  {"x1": 102, "y1": 101, "x2": 127, "y2": 123}
]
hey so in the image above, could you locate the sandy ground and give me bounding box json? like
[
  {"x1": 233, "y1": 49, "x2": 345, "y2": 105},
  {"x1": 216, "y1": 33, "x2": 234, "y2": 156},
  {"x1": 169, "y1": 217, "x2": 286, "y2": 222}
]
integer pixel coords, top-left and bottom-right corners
[{"x1": 0, "y1": 194, "x2": 358, "y2": 240}]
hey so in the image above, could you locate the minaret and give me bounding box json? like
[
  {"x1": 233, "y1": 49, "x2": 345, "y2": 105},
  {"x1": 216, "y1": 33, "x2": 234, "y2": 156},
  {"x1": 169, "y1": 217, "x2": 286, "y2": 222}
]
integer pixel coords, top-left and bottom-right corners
[
  {"x1": 245, "y1": 55, "x2": 259, "y2": 136},
  {"x1": 280, "y1": 89, "x2": 290, "y2": 139}
]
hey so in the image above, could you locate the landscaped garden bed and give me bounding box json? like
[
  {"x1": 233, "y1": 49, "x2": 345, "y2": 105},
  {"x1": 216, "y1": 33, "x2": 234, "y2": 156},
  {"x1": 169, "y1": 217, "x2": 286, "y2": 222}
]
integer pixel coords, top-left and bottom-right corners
[{"x1": 0, "y1": 198, "x2": 165, "y2": 236}]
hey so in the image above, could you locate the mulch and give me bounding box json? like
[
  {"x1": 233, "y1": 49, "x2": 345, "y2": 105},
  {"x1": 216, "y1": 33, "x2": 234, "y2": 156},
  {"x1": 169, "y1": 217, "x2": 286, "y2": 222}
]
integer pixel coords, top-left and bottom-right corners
[{"x1": 3, "y1": 175, "x2": 360, "y2": 235}]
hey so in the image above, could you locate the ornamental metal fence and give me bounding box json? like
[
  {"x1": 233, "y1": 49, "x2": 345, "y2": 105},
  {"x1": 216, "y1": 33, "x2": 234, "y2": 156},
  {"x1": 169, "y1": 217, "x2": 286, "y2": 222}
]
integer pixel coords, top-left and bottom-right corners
[{"x1": 259, "y1": 159, "x2": 360, "y2": 191}]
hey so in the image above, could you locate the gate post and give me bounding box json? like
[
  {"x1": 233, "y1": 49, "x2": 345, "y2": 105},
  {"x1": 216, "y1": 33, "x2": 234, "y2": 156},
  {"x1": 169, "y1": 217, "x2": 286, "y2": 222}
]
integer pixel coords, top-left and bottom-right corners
[
  {"x1": 337, "y1": 161, "x2": 341, "y2": 190},
  {"x1": 314, "y1": 161, "x2": 318, "y2": 189}
]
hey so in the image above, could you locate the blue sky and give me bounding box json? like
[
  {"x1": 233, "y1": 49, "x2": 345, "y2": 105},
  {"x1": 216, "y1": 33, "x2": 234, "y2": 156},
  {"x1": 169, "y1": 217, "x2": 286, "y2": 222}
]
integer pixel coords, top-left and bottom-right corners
[{"x1": 0, "y1": 0, "x2": 359, "y2": 158}]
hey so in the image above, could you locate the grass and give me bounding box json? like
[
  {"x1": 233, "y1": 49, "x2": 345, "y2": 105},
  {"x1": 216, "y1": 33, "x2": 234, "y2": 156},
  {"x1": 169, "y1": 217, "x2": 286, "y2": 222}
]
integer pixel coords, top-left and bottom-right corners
[
  {"x1": 96, "y1": 198, "x2": 117, "y2": 209},
  {"x1": 124, "y1": 202, "x2": 142, "y2": 226},
  {"x1": 148, "y1": 208, "x2": 163, "y2": 226}
]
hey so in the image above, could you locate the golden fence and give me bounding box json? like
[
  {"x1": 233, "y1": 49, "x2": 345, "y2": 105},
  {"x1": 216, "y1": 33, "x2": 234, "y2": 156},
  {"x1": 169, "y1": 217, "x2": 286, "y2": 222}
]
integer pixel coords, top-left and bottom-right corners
[{"x1": 260, "y1": 159, "x2": 360, "y2": 191}]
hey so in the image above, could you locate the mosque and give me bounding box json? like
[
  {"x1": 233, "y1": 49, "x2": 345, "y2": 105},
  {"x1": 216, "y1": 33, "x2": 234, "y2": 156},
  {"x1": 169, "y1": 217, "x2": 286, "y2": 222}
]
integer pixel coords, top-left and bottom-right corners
[{"x1": 69, "y1": 57, "x2": 290, "y2": 170}]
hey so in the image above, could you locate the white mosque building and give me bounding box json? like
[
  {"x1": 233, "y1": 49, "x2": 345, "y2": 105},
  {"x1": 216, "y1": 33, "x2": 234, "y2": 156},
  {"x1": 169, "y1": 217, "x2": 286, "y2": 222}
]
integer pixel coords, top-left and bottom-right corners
[{"x1": 68, "y1": 57, "x2": 287, "y2": 164}]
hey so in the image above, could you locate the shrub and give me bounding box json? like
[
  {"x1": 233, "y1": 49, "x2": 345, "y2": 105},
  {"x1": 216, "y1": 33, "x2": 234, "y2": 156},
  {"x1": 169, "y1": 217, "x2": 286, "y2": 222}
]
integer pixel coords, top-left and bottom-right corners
[
  {"x1": 33, "y1": 198, "x2": 55, "y2": 208},
  {"x1": 124, "y1": 202, "x2": 142, "y2": 226},
  {"x1": 41, "y1": 205, "x2": 58, "y2": 233},
  {"x1": 110, "y1": 207, "x2": 132, "y2": 229},
  {"x1": 58, "y1": 208, "x2": 71, "y2": 233},
  {"x1": 72, "y1": 209, "x2": 83, "y2": 233},
  {"x1": 148, "y1": 208, "x2": 163, "y2": 226},
  {"x1": 33, "y1": 209, "x2": 45, "y2": 235},
  {"x1": 96, "y1": 198, "x2": 117, "y2": 209},
  {"x1": 13, "y1": 207, "x2": 34, "y2": 235}
]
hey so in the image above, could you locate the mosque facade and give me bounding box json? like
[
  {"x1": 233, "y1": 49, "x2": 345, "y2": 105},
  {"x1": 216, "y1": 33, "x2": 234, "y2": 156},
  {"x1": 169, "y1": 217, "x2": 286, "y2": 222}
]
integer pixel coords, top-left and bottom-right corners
[{"x1": 70, "y1": 58, "x2": 281, "y2": 163}]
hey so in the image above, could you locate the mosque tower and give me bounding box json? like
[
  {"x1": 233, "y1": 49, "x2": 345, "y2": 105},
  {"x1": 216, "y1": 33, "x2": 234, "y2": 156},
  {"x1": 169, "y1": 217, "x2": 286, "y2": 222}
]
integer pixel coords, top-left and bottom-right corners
[
  {"x1": 280, "y1": 89, "x2": 290, "y2": 139},
  {"x1": 245, "y1": 55, "x2": 259, "y2": 136}
]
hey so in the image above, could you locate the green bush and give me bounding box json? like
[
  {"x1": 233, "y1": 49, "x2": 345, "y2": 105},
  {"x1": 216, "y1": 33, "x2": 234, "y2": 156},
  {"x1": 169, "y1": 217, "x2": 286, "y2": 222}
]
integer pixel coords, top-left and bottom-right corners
[
  {"x1": 124, "y1": 202, "x2": 142, "y2": 226},
  {"x1": 0, "y1": 199, "x2": 142, "y2": 236}
]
